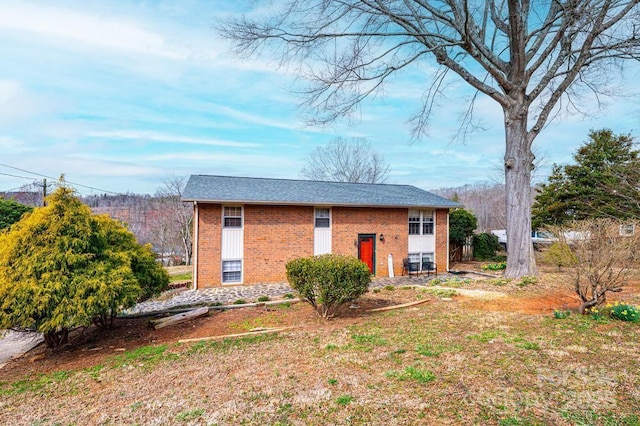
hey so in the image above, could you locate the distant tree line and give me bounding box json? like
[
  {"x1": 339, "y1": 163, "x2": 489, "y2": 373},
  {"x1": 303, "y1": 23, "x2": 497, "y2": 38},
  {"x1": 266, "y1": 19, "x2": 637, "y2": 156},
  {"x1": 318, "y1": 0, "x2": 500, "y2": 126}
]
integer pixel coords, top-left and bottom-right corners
[
  {"x1": 2, "y1": 177, "x2": 193, "y2": 266},
  {"x1": 433, "y1": 183, "x2": 510, "y2": 232}
]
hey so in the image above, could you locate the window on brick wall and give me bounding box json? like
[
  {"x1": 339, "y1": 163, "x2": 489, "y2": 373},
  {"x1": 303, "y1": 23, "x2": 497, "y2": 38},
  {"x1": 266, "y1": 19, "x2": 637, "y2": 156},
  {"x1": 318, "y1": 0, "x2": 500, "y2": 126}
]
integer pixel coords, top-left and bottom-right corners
[
  {"x1": 222, "y1": 260, "x2": 242, "y2": 283},
  {"x1": 408, "y1": 210, "x2": 421, "y2": 235},
  {"x1": 408, "y1": 210, "x2": 434, "y2": 235},
  {"x1": 223, "y1": 206, "x2": 242, "y2": 228},
  {"x1": 408, "y1": 252, "x2": 434, "y2": 272},
  {"x1": 315, "y1": 208, "x2": 331, "y2": 228},
  {"x1": 422, "y1": 211, "x2": 434, "y2": 235}
]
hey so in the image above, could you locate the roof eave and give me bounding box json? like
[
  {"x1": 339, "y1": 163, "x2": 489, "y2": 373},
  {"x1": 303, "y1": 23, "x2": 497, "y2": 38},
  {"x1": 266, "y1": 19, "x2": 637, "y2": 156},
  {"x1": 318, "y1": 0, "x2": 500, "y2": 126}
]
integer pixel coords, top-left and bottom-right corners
[{"x1": 181, "y1": 198, "x2": 461, "y2": 209}]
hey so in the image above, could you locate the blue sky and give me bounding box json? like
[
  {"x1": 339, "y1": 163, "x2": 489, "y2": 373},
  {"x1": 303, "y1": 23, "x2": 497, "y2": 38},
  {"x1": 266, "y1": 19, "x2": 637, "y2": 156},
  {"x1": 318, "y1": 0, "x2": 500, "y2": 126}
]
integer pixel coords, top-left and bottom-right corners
[{"x1": 1, "y1": 1, "x2": 639, "y2": 196}]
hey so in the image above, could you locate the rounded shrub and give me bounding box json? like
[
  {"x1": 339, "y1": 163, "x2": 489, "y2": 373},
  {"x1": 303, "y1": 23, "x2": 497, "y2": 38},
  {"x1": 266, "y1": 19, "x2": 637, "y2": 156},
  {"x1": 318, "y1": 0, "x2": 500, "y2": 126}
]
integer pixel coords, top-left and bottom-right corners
[
  {"x1": 472, "y1": 232, "x2": 501, "y2": 260},
  {"x1": 286, "y1": 254, "x2": 371, "y2": 318},
  {"x1": 543, "y1": 242, "x2": 577, "y2": 271}
]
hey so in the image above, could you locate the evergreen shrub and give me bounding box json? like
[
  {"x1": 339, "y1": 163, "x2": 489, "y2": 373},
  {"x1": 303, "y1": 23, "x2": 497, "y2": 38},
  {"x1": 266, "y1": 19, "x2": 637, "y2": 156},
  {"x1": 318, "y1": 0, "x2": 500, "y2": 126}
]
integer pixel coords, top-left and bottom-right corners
[
  {"x1": 0, "y1": 187, "x2": 169, "y2": 348},
  {"x1": 286, "y1": 254, "x2": 371, "y2": 318},
  {"x1": 472, "y1": 233, "x2": 501, "y2": 260}
]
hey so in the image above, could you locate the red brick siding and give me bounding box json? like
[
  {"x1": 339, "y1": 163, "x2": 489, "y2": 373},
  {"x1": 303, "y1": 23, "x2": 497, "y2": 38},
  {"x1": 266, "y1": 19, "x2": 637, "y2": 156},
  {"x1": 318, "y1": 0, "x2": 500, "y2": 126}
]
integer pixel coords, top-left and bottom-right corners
[
  {"x1": 195, "y1": 204, "x2": 221, "y2": 288},
  {"x1": 435, "y1": 209, "x2": 449, "y2": 273},
  {"x1": 194, "y1": 204, "x2": 450, "y2": 287},
  {"x1": 243, "y1": 205, "x2": 314, "y2": 283},
  {"x1": 332, "y1": 207, "x2": 408, "y2": 277}
]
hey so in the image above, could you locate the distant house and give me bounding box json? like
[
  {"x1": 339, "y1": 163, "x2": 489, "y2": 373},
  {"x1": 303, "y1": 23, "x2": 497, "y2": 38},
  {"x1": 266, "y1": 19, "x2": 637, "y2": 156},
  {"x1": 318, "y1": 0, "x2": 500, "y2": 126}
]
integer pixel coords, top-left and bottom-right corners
[{"x1": 182, "y1": 175, "x2": 461, "y2": 288}]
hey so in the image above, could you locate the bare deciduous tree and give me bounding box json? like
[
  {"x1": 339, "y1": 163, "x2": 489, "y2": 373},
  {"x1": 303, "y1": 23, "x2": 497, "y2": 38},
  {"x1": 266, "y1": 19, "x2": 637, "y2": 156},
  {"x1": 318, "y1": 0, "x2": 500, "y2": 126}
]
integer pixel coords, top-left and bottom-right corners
[
  {"x1": 155, "y1": 176, "x2": 193, "y2": 265},
  {"x1": 300, "y1": 137, "x2": 390, "y2": 183},
  {"x1": 434, "y1": 183, "x2": 509, "y2": 231},
  {"x1": 220, "y1": 1, "x2": 640, "y2": 277},
  {"x1": 12, "y1": 181, "x2": 48, "y2": 207},
  {"x1": 548, "y1": 219, "x2": 640, "y2": 313}
]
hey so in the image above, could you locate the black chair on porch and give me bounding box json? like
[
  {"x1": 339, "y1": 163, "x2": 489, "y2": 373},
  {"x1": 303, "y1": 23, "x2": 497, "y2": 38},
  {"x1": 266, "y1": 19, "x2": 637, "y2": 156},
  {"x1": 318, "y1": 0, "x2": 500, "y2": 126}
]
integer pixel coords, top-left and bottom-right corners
[
  {"x1": 402, "y1": 257, "x2": 420, "y2": 276},
  {"x1": 421, "y1": 260, "x2": 438, "y2": 277}
]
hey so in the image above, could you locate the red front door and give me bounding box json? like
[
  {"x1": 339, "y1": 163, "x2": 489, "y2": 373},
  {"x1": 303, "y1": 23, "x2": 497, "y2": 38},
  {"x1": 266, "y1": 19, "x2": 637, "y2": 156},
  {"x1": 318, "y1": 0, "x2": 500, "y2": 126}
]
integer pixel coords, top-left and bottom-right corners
[{"x1": 358, "y1": 234, "x2": 375, "y2": 274}]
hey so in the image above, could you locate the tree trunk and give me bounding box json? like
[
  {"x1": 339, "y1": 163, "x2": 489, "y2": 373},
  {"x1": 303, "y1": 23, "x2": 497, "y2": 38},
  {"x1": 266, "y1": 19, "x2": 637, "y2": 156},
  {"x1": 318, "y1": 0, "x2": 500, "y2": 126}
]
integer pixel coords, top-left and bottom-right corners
[
  {"x1": 182, "y1": 233, "x2": 192, "y2": 266},
  {"x1": 44, "y1": 328, "x2": 69, "y2": 349},
  {"x1": 503, "y1": 103, "x2": 537, "y2": 278}
]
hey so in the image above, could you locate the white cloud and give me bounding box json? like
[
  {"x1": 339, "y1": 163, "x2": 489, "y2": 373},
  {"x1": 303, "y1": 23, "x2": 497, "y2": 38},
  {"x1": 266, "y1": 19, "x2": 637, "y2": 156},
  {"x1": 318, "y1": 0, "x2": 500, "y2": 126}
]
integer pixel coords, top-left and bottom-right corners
[
  {"x1": 86, "y1": 130, "x2": 262, "y2": 148},
  {"x1": 0, "y1": 3, "x2": 186, "y2": 60},
  {"x1": 205, "y1": 103, "x2": 316, "y2": 132},
  {"x1": 0, "y1": 136, "x2": 36, "y2": 153},
  {"x1": 0, "y1": 2, "x2": 294, "y2": 78},
  {"x1": 146, "y1": 152, "x2": 290, "y2": 166},
  {"x1": 0, "y1": 80, "x2": 60, "y2": 125}
]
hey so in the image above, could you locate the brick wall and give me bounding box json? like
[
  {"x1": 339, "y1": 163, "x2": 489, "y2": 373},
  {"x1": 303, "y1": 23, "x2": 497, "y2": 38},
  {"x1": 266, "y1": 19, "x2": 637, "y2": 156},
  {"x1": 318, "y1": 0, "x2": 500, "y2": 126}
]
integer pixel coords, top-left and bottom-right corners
[
  {"x1": 195, "y1": 204, "x2": 221, "y2": 288},
  {"x1": 332, "y1": 207, "x2": 408, "y2": 277},
  {"x1": 435, "y1": 209, "x2": 449, "y2": 273},
  {"x1": 244, "y1": 205, "x2": 314, "y2": 283},
  {"x1": 194, "y1": 203, "x2": 450, "y2": 287}
]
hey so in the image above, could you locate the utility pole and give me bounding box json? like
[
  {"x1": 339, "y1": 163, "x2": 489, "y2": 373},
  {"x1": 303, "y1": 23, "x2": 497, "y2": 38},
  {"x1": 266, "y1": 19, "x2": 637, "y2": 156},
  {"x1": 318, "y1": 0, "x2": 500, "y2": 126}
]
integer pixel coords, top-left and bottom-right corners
[{"x1": 42, "y1": 178, "x2": 47, "y2": 206}]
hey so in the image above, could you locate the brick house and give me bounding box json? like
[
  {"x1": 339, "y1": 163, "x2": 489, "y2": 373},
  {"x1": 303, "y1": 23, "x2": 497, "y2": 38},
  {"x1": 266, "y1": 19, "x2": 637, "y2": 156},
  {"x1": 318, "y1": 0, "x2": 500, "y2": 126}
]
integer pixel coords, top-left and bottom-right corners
[{"x1": 182, "y1": 175, "x2": 461, "y2": 288}]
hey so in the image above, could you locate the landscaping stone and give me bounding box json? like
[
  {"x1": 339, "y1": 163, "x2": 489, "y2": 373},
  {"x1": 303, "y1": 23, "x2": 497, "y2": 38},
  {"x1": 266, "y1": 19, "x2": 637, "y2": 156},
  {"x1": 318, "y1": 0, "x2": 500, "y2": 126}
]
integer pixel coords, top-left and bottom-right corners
[{"x1": 125, "y1": 274, "x2": 455, "y2": 315}]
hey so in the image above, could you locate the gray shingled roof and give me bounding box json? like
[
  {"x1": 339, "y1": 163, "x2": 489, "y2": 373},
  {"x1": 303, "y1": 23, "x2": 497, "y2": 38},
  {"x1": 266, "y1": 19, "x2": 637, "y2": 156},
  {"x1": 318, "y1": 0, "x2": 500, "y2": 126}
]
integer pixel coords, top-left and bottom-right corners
[{"x1": 183, "y1": 175, "x2": 461, "y2": 209}]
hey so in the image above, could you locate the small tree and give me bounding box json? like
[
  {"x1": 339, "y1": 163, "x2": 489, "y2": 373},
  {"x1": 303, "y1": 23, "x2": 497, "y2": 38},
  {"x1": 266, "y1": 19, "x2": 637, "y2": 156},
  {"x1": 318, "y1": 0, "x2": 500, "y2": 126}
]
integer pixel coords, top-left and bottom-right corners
[
  {"x1": 0, "y1": 198, "x2": 33, "y2": 230},
  {"x1": 449, "y1": 209, "x2": 477, "y2": 262},
  {"x1": 0, "y1": 187, "x2": 169, "y2": 348},
  {"x1": 300, "y1": 137, "x2": 390, "y2": 183},
  {"x1": 286, "y1": 254, "x2": 371, "y2": 318},
  {"x1": 549, "y1": 219, "x2": 640, "y2": 313}
]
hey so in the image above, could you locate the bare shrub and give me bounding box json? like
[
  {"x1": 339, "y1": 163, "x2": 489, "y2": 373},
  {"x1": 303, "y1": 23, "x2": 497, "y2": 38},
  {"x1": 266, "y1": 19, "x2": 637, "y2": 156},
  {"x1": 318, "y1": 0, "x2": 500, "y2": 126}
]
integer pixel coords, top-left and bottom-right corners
[{"x1": 547, "y1": 219, "x2": 640, "y2": 313}]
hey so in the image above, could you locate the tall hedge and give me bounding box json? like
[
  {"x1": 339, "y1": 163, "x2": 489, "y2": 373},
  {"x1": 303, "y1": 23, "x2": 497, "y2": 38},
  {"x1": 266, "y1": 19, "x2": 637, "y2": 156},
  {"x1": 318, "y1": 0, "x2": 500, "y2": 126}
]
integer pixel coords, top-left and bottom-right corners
[
  {"x1": 286, "y1": 254, "x2": 371, "y2": 318},
  {"x1": 0, "y1": 187, "x2": 169, "y2": 348}
]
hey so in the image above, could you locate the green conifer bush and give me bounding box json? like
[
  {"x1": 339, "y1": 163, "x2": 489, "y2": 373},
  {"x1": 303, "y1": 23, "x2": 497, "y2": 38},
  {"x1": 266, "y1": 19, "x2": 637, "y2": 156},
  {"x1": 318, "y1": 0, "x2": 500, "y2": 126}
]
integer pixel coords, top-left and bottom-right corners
[{"x1": 0, "y1": 187, "x2": 169, "y2": 348}]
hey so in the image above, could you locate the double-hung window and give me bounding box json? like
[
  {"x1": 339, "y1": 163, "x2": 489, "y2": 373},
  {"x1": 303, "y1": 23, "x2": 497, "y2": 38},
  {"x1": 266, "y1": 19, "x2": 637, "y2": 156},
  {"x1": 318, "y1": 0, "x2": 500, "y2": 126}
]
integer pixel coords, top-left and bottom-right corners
[
  {"x1": 223, "y1": 206, "x2": 242, "y2": 228},
  {"x1": 222, "y1": 260, "x2": 242, "y2": 283},
  {"x1": 408, "y1": 211, "x2": 421, "y2": 235},
  {"x1": 408, "y1": 210, "x2": 434, "y2": 235},
  {"x1": 422, "y1": 211, "x2": 434, "y2": 235},
  {"x1": 408, "y1": 252, "x2": 434, "y2": 273},
  {"x1": 315, "y1": 208, "x2": 331, "y2": 228}
]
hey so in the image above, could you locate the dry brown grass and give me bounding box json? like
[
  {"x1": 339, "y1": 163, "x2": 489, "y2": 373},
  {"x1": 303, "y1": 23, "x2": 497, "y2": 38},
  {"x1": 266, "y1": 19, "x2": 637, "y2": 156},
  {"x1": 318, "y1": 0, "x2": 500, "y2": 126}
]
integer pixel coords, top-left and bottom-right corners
[{"x1": 0, "y1": 272, "x2": 639, "y2": 425}]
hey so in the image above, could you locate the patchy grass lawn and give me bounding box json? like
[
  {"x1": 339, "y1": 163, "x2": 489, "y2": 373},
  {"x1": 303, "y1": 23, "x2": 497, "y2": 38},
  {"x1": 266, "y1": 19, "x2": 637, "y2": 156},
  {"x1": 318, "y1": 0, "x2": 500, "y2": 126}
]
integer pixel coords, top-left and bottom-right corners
[
  {"x1": 169, "y1": 271, "x2": 193, "y2": 283},
  {"x1": 0, "y1": 271, "x2": 639, "y2": 425},
  {"x1": 166, "y1": 265, "x2": 192, "y2": 283}
]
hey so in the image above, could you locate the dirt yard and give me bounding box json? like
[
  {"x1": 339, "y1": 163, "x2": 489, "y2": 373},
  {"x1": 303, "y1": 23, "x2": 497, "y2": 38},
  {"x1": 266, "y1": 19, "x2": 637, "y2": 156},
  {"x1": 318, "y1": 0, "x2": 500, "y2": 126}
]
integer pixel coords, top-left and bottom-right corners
[
  {"x1": 2, "y1": 262, "x2": 638, "y2": 380},
  {"x1": 0, "y1": 264, "x2": 638, "y2": 425}
]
